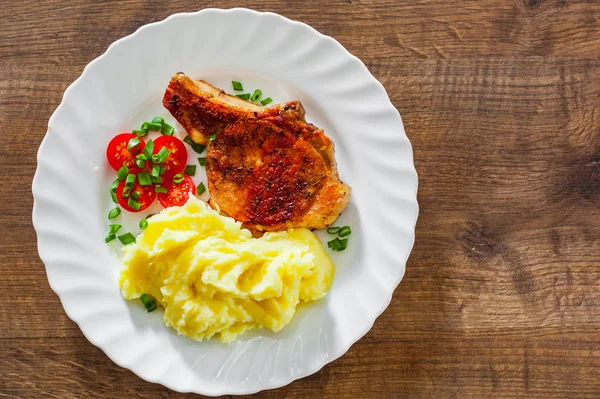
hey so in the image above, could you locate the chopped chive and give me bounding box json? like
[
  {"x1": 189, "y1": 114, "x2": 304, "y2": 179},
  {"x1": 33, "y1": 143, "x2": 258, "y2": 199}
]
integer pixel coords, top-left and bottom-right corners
[
  {"x1": 209, "y1": 134, "x2": 216, "y2": 141},
  {"x1": 155, "y1": 186, "x2": 168, "y2": 194},
  {"x1": 136, "y1": 159, "x2": 145, "y2": 168},
  {"x1": 198, "y1": 157, "x2": 206, "y2": 166},
  {"x1": 250, "y1": 89, "x2": 262, "y2": 102},
  {"x1": 138, "y1": 172, "x2": 152, "y2": 186},
  {"x1": 127, "y1": 137, "x2": 141, "y2": 153},
  {"x1": 105, "y1": 233, "x2": 116, "y2": 243},
  {"x1": 136, "y1": 154, "x2": 148, "y2": 161},
  {"x1": 143, "y1": 139, "x2": 154, "y2": 159},
  {"x1": 135, "y1": 153, "x2": 147, "y2": 168},
  {"x1": 159, "y1": 165, "x2": 166, "y2": 176},
  {"x1": 260, "y1": 97, "x2": 273, "y2": 106},
  {"x1": 173, "y1": 173, "x2": 184, "y2": 184},
  {"x1": 185, "y1": 165, "x2": 196, "y2": 176},
  {"x1": 141, "y1": 121, "x2": 150, "y2": 130},
  {"x1": 131, "y1": 191, "x2": 140, "y2": 201},
  {"x1": 139, "y1": 219, "x2": 149, "y2": 230},
  {"x1": 109, "y1": 224, "x2": 122, "y2": 234},
  {"x1": 327, "y1": 237, "x2": 347, "y2": 251},
  {"x1": 118, "y1": 232, "x2": 136, "y2": 245},
  {"x1": 197, "y1": 182, "x2": 206, "y2": 195},
  {"x1": 148, "y1": 122, "x2": 162, "y2": 131},
  {"x1": 128, "y1": 198, "x2": 141, "y2": 211},
  {"x1": 153, "y1": 147, "x2": 170, "y2": 163},
  {"x1": 338, "y1": 226, "x2": 352, "y2": 237},
  {"x1": 151, "y1": 164, "x2": 161, "y2": 178},
  {"x1": 232, "y1": 80, "x2": 244, "y2": 91},
  {"x1": 125, "y1": 173, "x2": 136, "y2": 186},
  {"x1": 326, "y1": 226, "x2": 340, "y2": 234},
  {"x1": 151, "y1": 176, "x2": 162, "y2": 184},
  {"x1": 108, "y1": 207, "x2": 121, "y2": 220},
  {"x1": 110, "y1": 179, "x2": 119, "y2": 204},
  {"x1": 161, "y1": 122, "x2": 174, "y2": 136},
  {"x1": 151, "y1": 117, "x2": 164, "y2": 124},
  {"x1": 122, "y1": 185, "x2": 132, "y2": 198},
  {"x1": 117, "y1": 164, "x2": 129, "y2": 181},
  {"x1": 145, "y1": 214, "x2": 155, "y2": 219},
  {"x1": 140, "y1": 293, "x2": 157, "y2": 312},
  {"x1": 236, "y1": 93, "x2": 251, "y2": 100},
  {"x1": 132, "y1": 129, "x2": 148, "y2": 137},
  {"x1": 183, "y1": 136, "x2": 206, "y2": 154}
]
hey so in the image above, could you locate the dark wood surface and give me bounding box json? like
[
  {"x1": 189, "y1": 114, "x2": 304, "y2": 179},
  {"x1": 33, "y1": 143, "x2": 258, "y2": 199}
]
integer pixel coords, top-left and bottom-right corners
[{"x1": 2, "y1": 0, "x2": 600, "y2": 397}]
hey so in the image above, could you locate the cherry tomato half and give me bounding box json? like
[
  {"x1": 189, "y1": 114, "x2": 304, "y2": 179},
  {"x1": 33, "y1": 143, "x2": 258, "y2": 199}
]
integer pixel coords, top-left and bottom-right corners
[
  {"x1": 115, "y1": 180, "x2": 156, "y2": 212},
  {"x1": 158, "y1": 175, "x2": 196, "y2": 208},
  {"x1": 153, "y1": 136, "x2": 187, "y2": 179},
  {"x1": 106, "y1": 133, "x2": 145, "y2": 171}
]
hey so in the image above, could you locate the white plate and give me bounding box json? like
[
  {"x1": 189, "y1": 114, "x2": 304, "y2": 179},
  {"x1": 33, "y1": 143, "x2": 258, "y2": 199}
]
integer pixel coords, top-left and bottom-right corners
[{"x1": 32, "y1": 8, "x2": 418, "y2": 396}]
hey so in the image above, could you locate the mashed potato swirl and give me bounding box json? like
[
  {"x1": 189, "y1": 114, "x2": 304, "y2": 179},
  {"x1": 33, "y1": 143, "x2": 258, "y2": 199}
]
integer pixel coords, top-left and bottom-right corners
[{"x1": 119, "y1": 195, "x2": 334, "y2": 343}]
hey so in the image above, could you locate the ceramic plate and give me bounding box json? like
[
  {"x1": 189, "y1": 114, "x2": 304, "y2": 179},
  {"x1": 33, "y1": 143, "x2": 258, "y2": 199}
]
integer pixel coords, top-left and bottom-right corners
[{"x1": 32, "y1": 8, "x2": 418, "y2": 395}]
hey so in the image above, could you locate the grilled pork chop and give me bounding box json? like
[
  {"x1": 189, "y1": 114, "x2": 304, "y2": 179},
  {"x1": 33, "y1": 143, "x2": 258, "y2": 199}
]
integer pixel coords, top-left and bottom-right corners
[{"x1": 163, "y1": 73, "x2": 351, "y2": 233}]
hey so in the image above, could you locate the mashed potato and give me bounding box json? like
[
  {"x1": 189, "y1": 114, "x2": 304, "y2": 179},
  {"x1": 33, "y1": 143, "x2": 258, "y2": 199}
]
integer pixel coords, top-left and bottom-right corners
[{"x1": 119, "y1": 195, "x2": 334, "y2": 343}]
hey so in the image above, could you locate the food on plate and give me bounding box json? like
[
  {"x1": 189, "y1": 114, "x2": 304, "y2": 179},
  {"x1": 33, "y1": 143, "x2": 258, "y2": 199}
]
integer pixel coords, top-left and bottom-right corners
[
  {"x1": 119, "y1": 195, "x2": 334, "y2": 343},
  {"x1": 163, "y1": 73, "x2": 351, "y2": 233},
  {"x1": 157, "y1": 174, "x2": 196, "y2": 207}
]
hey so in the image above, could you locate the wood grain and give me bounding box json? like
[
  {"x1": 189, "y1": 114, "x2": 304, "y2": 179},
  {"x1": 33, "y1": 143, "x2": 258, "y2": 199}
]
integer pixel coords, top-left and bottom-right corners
[{"x1": 2, "y1": 0, "x2": 600, "y2": 397}]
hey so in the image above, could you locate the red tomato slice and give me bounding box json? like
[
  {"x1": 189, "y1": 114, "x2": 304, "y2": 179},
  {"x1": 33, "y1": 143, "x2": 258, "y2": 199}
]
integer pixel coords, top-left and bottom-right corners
[
  {"x1": 153, "y1": 136, "x2": 187, "y2": 178},
  {"x1": 158, "y1": 175, "x2": 196, "y2": 208},
  {"x1": 106, "y1": 133, "x2": 145, "y2": 171},
  {"x1": 115, "y1": 180, "x2": 156, "y2": 212}
]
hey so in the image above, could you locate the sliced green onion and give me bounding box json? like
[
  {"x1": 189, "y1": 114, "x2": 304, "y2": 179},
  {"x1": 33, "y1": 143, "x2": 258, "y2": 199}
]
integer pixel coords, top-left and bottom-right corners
[
  {"x1": 159, "y1": 165, "x2": 167, "y2": 176},
  {"x1": 155, "y1": 186, "x2": 168, "y2": 194},
  {"x1": 250, "y1": 89, "x2": 262, "y2": 102},
  {"x1": 198, "y1": 157, "x2": 206, "y2": 166},
  {"x1": 185, "y1": 165, "x2": 196, "y2": 176},
  {"x1": 138, "y1": 172, "x2": 152, "y2": 186},
  {"x1": 117, "y1": 164, "x2": 129, "y2": 181},
  {"x1": 125, "y1": 173, "x2": 136, "y2": 186},
  {"x1": 139, "y1": 219, "x2": 149, "y2": 230},
  {"x1": 143, "y1": 139, "x2": 154, "y2": 159},
  {"x1": 161, "y1": 122, "x2": 174, "y2": 136},
  {"x1": 136, "y1": 154, "x2": 148, "y2": 161},
  {"x1": 232, "y1": 80, "x2": 244, "y2": 91},
  {"x1": 197, "y1": 182, "x2": 206, "y2": 195},
  {"x1": 109, "y1": 224, "x2": 122, "y2": 234},
  {"x1": 110, "y1": 179, "x2": 119, "y2": 204},
  {"x1": 260, "y1": 97, "x2": 273, "y2": 106},
  {"x1": 326, "y1": 226, "x2": 340, "y2": 234},
  {"x1": 136, "y1": 158, "x2": 145, "y2": 168},
  {"x1": 151, "y1": 164, "x2": 161, "y2": 178},
  {"x1": 327, "y1": 237, "x2": 348, "y2": 251},
  {"x1": 209, "y1": 134, "x2": 216, "y2": 141},
  {"x1": 122, "y1": 186, "x2": 132, "y2": 198},
  {"x1": 132, "y1": 129, "x2": 148, "y2": 137},
  {"x1": 153, "y1": 147, "x2": 170, "y2": 163},
  {"x1": 148, "y1": 122, "x2": 162, "y2": 131},
  {"x1": 108, "y1": 207, "x2": 121, "y2": 220},
  {"x1": 127, "y1": 137, "x2": 141, "y2": 152},
  {"x1": 105, "y1": 233, "x2": 116, "y2": 243},
  {"x1": 151, "y1": 176, "x2": 162, "y2": 184},
  {"x1": 145, "y1": 214, "x2": 155, "y2": 219},
  {"x1": 118, "y1": 232, "x2": 136, "y2": 245},
  {"x1": 151, "y1": 117, "x2": 164, "y2": 124},
  {"x1": 135, "y1": 154, "x2": 148, "y2": 168},
  {"x1": 140, "y1": 293, "x2": 157, "y2": 312},
  {"x1": 183, "y1": 136, "x2": 206, "y2": 154},
  {"x1": 173, "y1": 173, "x2": 184, "y2": 184},
  {"x1": 131, "y1": 191, "x2": 140, "y2": 201},
  {"x1": 236, "y1": 93, "x2": 251, "y2": 100},
  {"x1": 141, "y1": 121, "x2": 150, "y2": 130},
  {"x1": 128, "y1": 198, "x2": 141, "y2": 211},
  {"x1": 338, "y1": 226, "x2": 352, "y2": 237}
]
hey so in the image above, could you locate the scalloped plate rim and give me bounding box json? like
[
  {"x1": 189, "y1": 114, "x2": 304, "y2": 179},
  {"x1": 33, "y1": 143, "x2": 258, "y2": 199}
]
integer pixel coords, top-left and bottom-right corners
[{"x1": 32, "y1": 7, "x2": 419, "y2": 396}]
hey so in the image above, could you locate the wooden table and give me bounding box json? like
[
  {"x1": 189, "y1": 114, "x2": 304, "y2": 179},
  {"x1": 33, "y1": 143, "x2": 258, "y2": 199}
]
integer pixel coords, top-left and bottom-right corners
[{"x1": 3, "y1": 1, "x2": 600, "y2": 397}]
